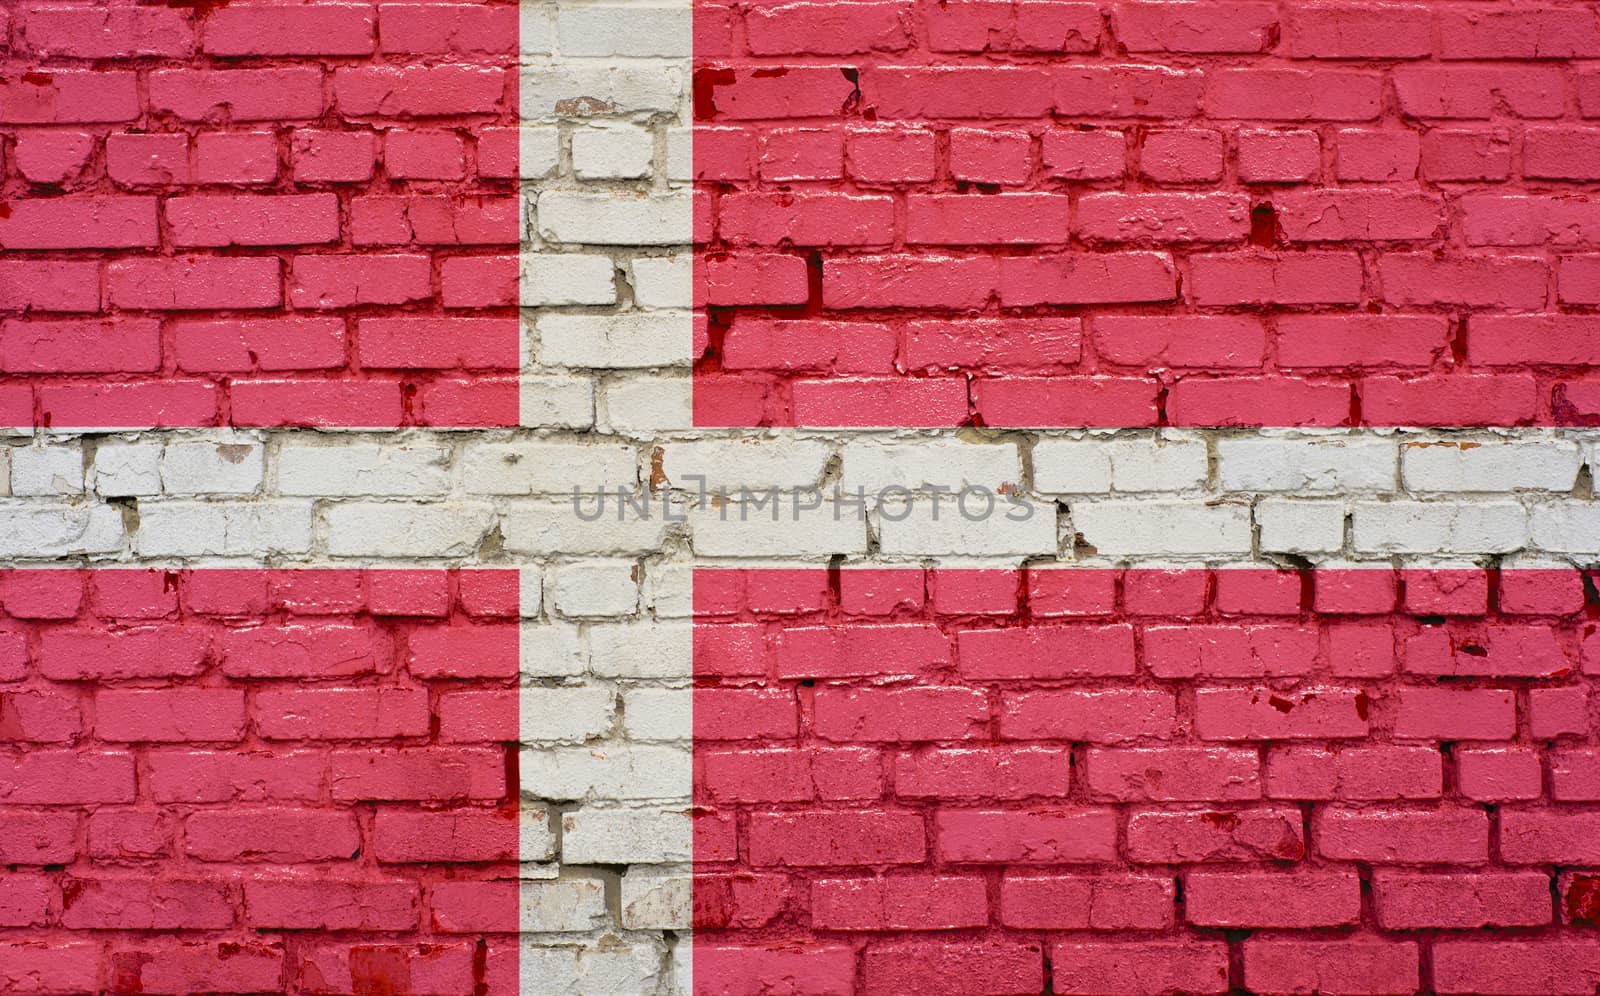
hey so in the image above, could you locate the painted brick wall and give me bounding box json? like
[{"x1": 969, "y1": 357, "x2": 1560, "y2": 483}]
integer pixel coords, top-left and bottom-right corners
[
  {"x1": 0, "y1": 1, "x2": 520, "y2": 428},
  {"x1": 692, "y1": 1, "x2": 1600, "y2": 428},
  {"x1": 694, "y1": 567, "x2": 1600, "y2": 994},
  {"x1": 3, "y1": 1, "x2": 1600, "y2": 994},
  {"x1": 0, "y1": 569, "x2": 520, "y2": 995}
]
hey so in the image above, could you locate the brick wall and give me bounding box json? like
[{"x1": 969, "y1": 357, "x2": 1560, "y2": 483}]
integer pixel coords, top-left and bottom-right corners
[
  {"x1": 692, "y1": 1, "x2": 1600, "y2": 429},
  {"x1": 3, "y1": 0, "x2": 1600, "y2": 994},
  {"x1": 0, "y1": 1, "x2": 520, "y2": 428},
  {"x1": 0, "y1": 569, "x2": 520, "y2": 994},
  {"x1": 694, "y1": 567, "x2": 1600, "y2": 994}
]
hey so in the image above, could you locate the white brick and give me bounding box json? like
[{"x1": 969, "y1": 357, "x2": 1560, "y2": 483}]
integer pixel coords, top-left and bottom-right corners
[
  {"x1": 0, "y1": 448, "x2": 8, "y2": 496},
  {"x1": 521, "y1": 804, "x2": 557, "y2": 862},
  {"x1": 664, "y1": 127, "x2": 692, "y2": 182},
  {"x1": 519, "y1": 940, "x2": 664, "y2": 996},
  {"x1": 1352, "y1": 501, "x2": 1528, "y2": 554},
  {"x1": 135, "y1": 501, "x2": 312, "y2": 557},
  {"x1": 278, "y1": 443, "x2": 450, "y2": 497},
  {"x1": 520, "y1": 571, "x2": 545, "y2": 618},
  {"x1": 521, "y1": 375, "x2": 596, "y2": 429},
  {"x1": 538, "y1": 313, "x2": 691, "y2": 369},
  {"x1": 462, "y1": 442, "x2": 637, "y2": 496},
  {"x1": 644, "y1": 563, "x2": 693, "y2": 618},
  {"x1": 537, "y1": 192, "x2": 692, "y2": 247},
  {"x1": 0, "y1": 502, "x2": 123, "y2": 557},
  {"x1": 522, "y1": 624, "x2": 588, "y2": 678},
  {"x1": 521, "y1": 745, "x2": 690, "y2": 800},
  {"x1": 522, "y1": 686, "x2": 614, "y2": 743},
  {"x1": 521, "y1": 254, "x2": 617, "y2": 306},
  {"x1": 1034, "y1": 435, "x2": 1208, "y2": 494},
  {"x1": 551, "y1": 560, "x2": 640, "y2": 617},
  {"x1": 561, "y1": 807, "x2": 691, "y2": 864},
  {"x1": 571, "y1": 124, "x2": 653, "y2": 180},
  {"x1": 840, "y1": 439, "x2": 1020, "y2": 492},
  {"x1": 877, "y1": 496, "x2": 1056, "y2": 557},
  {"x1": 161, "y1": 441, "x2": 262, "y2": 495},
  {"x1": 556, "y1": 4, "x2": 692, "y2": 57},
  {"x1": 520, "y1": 879, "x2": 608, "y2": 933},
  {"x1": 9, "y1": 446, "x2": 83, "y2": 496},
  {"x1": 1530, "y1": 501, "x2": 1600, "y2": 553},
  {"x1": 501, "y1": 501, "x2": 672, "y2": 556},
  {"x1": 621, "y1": 687, "x2": 691, "y2": 742},
  {"x1": 661, "y1": 439, "x2": 831, "y2": 491},
  {"x1": 602, "y1": 376, "x2": 692, "y2": 434},
  {"x1": 322, "y1": 502, "x2": 494, "y2": 558},
  {"x1": 620, "y1": 869, "x2": 691, "y2": 930},
  {"x1": 520, "y1": 126, "x2": 560, "y2": 179},
  {"x1": 1257, "y1": 499, "x2": 1346, "y2": 554},
  {"x1": 91, "y1": 442, "x2": 161, "y2": 497},
  {"x1": 1072, "y1": 500, "x2": 1253, "y2": 556},
  {"x1": 590, "y1": 622, "x2": 691, "y2": 678},
  {"x1": 520, "y1": 66, "x2": 684, "y2": 121},
  {"x1": 630, "y1": 256, "x2": 691, "y2": 309},
  {"x1": 1217, "y1": 437, "x2": 1396, "y2": 493},
  {"x1": 518, "y1": 2, "x2": 553, "y2": 56},
  {"x1": 1402, "y1": 440, "x2": 1582, "y2": 492},
  {"x1": 691, "y1": 500, "x2": 868, "y2": 558}
]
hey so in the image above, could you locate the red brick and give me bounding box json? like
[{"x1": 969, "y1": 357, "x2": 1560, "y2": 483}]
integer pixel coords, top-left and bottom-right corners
[
  {"x1": 23, "y1": 5, "x2": 193, "y2": 58},
  {"x1": 1434, "y1": 940, "x2": 1600, "y2": 995},
  {"x1": 0, "y1": 197, "x2": 157, "y2": 250},
  {"x1": 1314, "y1": 806, "x2": 1489, "y2": 863},
  {"x1": 203, "y1": 4, "x2": 375, "y2": 56},
  {"x1": 37, "y1": 626, "x2": 208, "y2": 680},
  {"x1": 958, "y1": 623, "x2": 1134, "y2": 678},
  {"x1": 894, "y1": 746, "x2": 1069, "y2": 800},
  {"x1": 1126, "y1": 807, "x2": 1304, "y2": 863},
  {"x1": 1054, "y1": 940, "x2": 1229, "y2": 995},
  {"x1": 936, "y1": 808, "x2": 1117, "y2": 863},
  {"x1": 95, "y1": 689, "x2": 245, "y2": 743},
  {"x1": 244, "y1": 879, "x2": 418, "y2": 931},
  {"x1": 185, "y1": 809, "x2": 360, "y2": 862},
  {"x1": 371, "y1": 810, "x2": 517, "y2": 863},
  {"x1": 290, "y1": 255, "x2": 432, "y2": 310},
  {"x1": 747, "y1": 810, "x2": 925, "y2": 866},
  {"x1": 1086, "y1": 747, "x2": 1260, "y2": 801},
  {"x1": 1001, "y1": 688, "x2": 1177, "y2": 742},
  {"x1": 1001, "y1": 874, "x2": 1174, "y2": 930},
  {"x1": 811, "y1": 875, "x2": 987, "y2": 930},
  {"x1": 1118, "y1": 1, "x2": 1277, "y2": 53},
  {"x1": 1243, "y1": 938, "x2": 1419, "y2": 996},
  {"x1": 329, "y1": 747, "x2": 504, "y2": 802},
  {"x1": 813, "y1": 687, "x2": 987, "y2": 741},
  {"x1": 220, "y1": 623, "x2": 391, "y2": 678},
  {"x1": 1375, "y1": 870, "x2": 1551, "y2": 929},
  {"x1": 861, "y1": 939, "x2": 1044, "y2": 996},
  {"x1": 115, "y1": 942, "x2": 285, "y2": 996},
  {"x1": 694, "y1": 946, "x2": 856, "y2": 996},
  {"x1": 333, "y1": 66, "x2": 507, "y2": 117},
  {"x1": 1194, "y1": 686, "x2": 1370, "y2": 740},
  {"x1": 62, "y1": 879, "x2": 231, "y2": 930},
  {"x1": 108, "y1": 257, "x2": 283, "y2": 311},
  {"x1": 255, "y1": 688, "x2": 430, "y2": 741},
  {"x1": 150, "y1": 68, "x2": 325, "y2": 121},
  {"x1": 0, "y1": 71, "x2": 139, "y2": 123},
  {"x1": 1185, "y1": 870, "x2": 1360, "y2": 927}
]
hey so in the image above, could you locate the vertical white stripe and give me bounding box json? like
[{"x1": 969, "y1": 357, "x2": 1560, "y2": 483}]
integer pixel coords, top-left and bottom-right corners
[{"x1": 519, "y1": 0, "x2": 695, "y2": 990}]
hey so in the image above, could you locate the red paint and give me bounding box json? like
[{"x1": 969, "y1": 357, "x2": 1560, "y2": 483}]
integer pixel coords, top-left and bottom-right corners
[
  {"x1": 0, "y1": 1, "x2": 518, "y2": 428},
  {"x1": 694, "y1": 2, "x2": 1600, "y2": 427},
  {"x1": 0, "y1": 570, "x2": 519, "y2": 994},
  {"x1": 696, "y1": 567, "x2": 1600, "y2": 992}
]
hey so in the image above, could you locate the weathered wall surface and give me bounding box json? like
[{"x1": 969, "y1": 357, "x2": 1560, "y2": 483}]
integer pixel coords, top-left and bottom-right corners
[{"x1": 3, "y1": 1, "x2": 1600, "y2": 994}]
